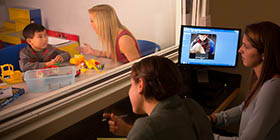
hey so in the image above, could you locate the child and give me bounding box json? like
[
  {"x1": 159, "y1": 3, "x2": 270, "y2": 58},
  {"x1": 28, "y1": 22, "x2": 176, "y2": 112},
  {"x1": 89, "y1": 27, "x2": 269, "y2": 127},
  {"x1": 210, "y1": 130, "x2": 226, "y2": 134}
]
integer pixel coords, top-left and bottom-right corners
[{"x1": 19, "y1": 23, "x2": 70, "y2": 72}]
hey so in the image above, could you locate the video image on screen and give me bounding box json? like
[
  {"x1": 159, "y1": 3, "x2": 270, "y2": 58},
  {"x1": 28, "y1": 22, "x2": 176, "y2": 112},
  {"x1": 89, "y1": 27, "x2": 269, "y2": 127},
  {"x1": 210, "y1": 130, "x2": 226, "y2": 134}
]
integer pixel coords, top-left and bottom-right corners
[
  {"x1": 189, "y1": 34, "x2": 216, "y2": 60},
  {"x1": 178, "y1": 25, "x2": 241, "y2": 67}
]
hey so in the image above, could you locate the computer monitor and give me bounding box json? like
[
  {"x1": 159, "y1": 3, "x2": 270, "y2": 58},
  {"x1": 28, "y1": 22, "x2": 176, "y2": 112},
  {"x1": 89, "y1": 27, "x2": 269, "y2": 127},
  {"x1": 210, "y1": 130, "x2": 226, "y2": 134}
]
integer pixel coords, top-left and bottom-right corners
[{"x1": 178, "y1": 25, "x2": 241, "y2": 67}]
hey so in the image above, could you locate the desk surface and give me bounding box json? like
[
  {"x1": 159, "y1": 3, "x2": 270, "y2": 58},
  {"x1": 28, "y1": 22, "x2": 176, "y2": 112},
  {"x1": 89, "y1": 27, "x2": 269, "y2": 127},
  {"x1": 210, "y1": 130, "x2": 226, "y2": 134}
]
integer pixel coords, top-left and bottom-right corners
[{"x1": 0, "y1": 56, "x2": 120, "y2": 113}]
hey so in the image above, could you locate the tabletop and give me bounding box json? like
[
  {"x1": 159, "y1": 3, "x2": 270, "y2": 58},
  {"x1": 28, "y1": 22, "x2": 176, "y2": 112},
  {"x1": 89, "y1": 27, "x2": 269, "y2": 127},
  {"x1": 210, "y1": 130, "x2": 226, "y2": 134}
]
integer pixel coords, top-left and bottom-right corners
[{"x1": 0, "y1": 55, "x2": 121, "y2": 112}]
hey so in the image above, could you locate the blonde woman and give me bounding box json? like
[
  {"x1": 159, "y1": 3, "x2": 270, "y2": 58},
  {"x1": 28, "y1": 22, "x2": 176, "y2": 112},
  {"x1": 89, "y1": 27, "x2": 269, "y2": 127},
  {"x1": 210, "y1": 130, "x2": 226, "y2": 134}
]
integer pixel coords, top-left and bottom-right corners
[{"x1": 76, "y1": 4, "x2": 141, "y2": 63}]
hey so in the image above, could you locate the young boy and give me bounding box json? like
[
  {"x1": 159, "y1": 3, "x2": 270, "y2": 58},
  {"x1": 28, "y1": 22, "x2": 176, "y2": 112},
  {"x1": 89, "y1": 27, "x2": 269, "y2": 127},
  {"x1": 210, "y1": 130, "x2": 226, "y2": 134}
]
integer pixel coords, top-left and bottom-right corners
[{"x1": 19, "y1": 23, "x2": 71, "y2": 72}]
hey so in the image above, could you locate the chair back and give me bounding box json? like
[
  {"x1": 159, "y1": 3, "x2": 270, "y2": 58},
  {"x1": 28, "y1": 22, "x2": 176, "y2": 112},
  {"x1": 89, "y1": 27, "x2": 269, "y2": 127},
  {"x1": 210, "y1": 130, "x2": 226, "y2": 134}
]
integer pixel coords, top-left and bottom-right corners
[
  {"x1": 0, "y1": 43, "x2": 28, "y2": 74},
  {"x1": 137, "y1": 40, "x2": 161, "y2": 57}
]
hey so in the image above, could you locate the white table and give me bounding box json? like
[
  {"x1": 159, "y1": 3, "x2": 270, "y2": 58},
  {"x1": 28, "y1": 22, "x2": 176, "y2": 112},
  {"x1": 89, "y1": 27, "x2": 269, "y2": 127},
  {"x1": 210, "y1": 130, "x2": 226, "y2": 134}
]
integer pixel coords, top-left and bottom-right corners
[{"x1": 0, "y1": 56, "x2": 121, "y2": 111}]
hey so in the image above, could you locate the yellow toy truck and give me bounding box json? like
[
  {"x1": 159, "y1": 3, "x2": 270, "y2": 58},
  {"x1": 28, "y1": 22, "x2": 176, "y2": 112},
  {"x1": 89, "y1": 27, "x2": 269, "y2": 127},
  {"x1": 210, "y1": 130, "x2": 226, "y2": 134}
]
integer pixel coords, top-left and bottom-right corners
[{"x1": 0, "y1": 64, "x2": 23, "y2": 84}]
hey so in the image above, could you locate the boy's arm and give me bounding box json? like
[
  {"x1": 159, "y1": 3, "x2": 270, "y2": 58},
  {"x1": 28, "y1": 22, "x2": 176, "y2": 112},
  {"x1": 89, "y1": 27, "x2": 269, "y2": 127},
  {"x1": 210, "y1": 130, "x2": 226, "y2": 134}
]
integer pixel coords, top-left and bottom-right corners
[
  {"x1": 55, "y1": 49, "x2": 71, "y2": 62},
  {"x1": 19, "y1": 49, "x2": 46, "y2": 72}
]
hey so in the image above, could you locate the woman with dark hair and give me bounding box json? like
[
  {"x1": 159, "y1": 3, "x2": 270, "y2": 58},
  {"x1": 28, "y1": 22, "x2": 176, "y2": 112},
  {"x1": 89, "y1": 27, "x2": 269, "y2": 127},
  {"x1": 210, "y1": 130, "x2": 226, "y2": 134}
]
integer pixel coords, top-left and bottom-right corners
[
  {"x1": 209, "y1": 21, "x2": 280, "y2": 140},
  {"x1": 104, "y1": 56, "x2": 213, "y2": 140}
]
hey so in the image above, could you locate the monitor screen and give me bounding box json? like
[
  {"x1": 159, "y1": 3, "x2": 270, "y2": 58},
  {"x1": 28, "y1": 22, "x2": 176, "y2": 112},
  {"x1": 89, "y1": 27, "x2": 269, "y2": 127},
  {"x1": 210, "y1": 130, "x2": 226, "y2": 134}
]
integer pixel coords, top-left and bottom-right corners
[{"x1": 178, "y1": 25, "x2": 241, "y2": 67}]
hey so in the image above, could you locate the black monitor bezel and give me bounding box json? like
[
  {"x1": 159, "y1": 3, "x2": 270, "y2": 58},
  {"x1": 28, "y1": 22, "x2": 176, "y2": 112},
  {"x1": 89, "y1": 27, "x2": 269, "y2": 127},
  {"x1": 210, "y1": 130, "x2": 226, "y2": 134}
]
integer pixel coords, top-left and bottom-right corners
[{"x1": 178, "y1": 25, "x2": 241, "y2": 68}]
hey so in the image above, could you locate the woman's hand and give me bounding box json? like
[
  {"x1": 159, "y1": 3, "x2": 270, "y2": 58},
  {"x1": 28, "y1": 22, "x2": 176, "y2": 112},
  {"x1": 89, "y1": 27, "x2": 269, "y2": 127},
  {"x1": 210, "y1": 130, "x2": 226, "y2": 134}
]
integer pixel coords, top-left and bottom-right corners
[
  {"x1": 76, "y1": 43, "x2": 96, "y2": 55},
  {"x1": 208, "y1": 114, "x2": 217, "y2": 125},
  {"x1": 103, "y1": 113, "x2": 132, "y2": 136}
]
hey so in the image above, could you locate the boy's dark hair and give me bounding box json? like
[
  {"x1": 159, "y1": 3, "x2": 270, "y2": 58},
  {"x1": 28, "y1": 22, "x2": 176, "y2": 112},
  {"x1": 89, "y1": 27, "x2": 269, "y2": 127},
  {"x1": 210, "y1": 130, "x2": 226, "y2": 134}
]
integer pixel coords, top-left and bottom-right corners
[{"x1": 22, "y1": 23, "x2": 46, "y2": 40}]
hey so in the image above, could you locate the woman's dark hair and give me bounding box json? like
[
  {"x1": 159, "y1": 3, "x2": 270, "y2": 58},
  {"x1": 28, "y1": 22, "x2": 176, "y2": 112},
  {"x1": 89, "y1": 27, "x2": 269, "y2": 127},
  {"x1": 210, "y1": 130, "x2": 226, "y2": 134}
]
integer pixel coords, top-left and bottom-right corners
[
  {"x1": 131, "y1": 56, "x2": 184, "y2": 101},
  {"x1": 243, "y1": 21, "x2": 280, "y2": 109},
  {"x1": 22, "y1": 23, "x2": 46, "y2": 40}
]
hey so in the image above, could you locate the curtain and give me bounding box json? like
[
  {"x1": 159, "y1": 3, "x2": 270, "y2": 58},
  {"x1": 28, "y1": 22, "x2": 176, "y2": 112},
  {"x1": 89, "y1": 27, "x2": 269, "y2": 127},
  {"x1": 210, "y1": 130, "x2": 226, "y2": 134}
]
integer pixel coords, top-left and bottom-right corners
[{"x1": 182, "y1": 0, "x2": 211, "y2": 26}]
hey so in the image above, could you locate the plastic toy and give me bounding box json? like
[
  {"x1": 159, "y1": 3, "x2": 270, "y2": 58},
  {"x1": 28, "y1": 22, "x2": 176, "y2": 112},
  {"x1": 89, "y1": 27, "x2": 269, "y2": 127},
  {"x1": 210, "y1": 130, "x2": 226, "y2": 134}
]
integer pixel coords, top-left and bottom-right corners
[
  {"x1": 69, "y1": 54, "x2": 86, "y2": 65},
  {"x1": 0, "y1": 64, "x2": 23, "y2": 84},
  {"x1": 85, "y1": 59, "x2": 104, "y2": 74},
  {"x1": 40, "y1": 62, "x2": 60, "y2": 70},
  {"x1": 0, "y1": 82, "x2": 13, "y2": 100},
  {"x1": 69, "y1": 54, "x2": 104, "y2": 74}
]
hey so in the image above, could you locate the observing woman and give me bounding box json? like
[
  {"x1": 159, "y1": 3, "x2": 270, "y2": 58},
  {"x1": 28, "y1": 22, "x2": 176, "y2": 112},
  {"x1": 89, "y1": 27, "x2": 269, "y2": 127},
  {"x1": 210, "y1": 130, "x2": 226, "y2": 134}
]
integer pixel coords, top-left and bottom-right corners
[
  {"x1": 104, "y1": 56, "x2": 213, "y2": 140},
  {"x1": 209, "y1": 21, "x2": 280, "y2": 140}
]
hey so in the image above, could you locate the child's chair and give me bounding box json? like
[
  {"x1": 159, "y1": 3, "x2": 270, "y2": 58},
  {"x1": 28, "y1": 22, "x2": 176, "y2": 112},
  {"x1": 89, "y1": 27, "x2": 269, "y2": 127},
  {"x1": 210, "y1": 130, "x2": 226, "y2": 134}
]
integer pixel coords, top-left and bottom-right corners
[
  {"x1": 0, "y1": 43, "x2": 28, "y2": 74},
  {"x1": 137, "y1": 40, "x2": 161, "y2": 57}
]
